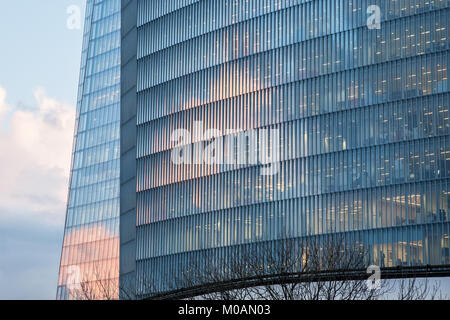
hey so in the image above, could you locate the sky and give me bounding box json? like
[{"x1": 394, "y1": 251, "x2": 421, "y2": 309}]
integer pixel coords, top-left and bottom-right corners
[{"x1": 0, "y1": 0, "x2": 86, "y2": 299}]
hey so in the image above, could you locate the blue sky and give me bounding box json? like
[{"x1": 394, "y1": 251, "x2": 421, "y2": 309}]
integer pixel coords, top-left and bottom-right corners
[
  {"x1": 0, "y1": 0, "x2": 85, "y2": 107},
  {"x1": 0, "y1": 0, "x2": 85, "y2": 299}
]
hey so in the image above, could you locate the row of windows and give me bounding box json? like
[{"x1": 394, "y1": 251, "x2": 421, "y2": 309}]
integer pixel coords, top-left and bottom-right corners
[
  {"x1": 78, "y1": 102, "x2": 120, "y2": 133},
  {"x1": 139, "y1": 133, "x2": 450, "y2": 196},
  {"x1": 137, "y1": 93, "x2": 449, "y2": 157},
  {"x1": 58, "y1": 259, "x2": 119, "y2": 296},
  {"x1": 63, "y1": 217, "x2": 119, "y2": 248},
  {"x1": 69, "y1": 178, "x2": 119, "y2": 208},
  {"x1": 137, "y1": 182, "x2": 449, "y2": 257},
  {"x1": 84, "y1": 66, "x2": 120, "y2": 94},
  {"x1": 137, "y1": 137, "x2": 450, "y2": 222},
  {"x1": 66, "y1": 198, "x2": 120, "y2": 228},
  {"x1": 137, "y1": 51, "x2": 448, "y2": 124},
  {"x1": 137, "y1": 0, "x2": 199, "y2": 25},
  {"x1": 137, "y1": 0, "x2": 448, "y2": 56},
  {"x1": 93, "y1": 0, "x2": 120, "y2": 22},
  {"x1": 86, "y1": 47, "x2": 120, "y2": 76},
  {"x1": 76, "y1": 121, "x2": 120, "y2": 152},
  {"x1": 61, "y1": 236, "x2": 119, "y2": 267},
  {"x1": 80, "y1": 86, "x2": 120, "y2": 115},
  {"x1": 70, "y1": 159, "x2": 120, "y2": 189},
  {"x1": 87, "y1": 27, "x2": 120, "y2": 58},
  {"x1": 136, "y1": 224, "x2": 450, "y2": 293},
  {"x1": 139, "y1": 8, "x2": 448, "y2": 85},
  {"x1": 92, "y1": 10, "x2": 120, "y2": 39},
  {"x1": 138, "y1": 0, "x2": 311, "y2": 46},
  {"x1": 73, "y1": 140, "x2": 120, "y2": 169}
]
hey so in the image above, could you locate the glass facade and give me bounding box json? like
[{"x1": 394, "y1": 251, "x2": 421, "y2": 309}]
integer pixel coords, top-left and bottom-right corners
[
  {"x1": 57, "y1": 0, "x2": 121, "y2": 300},
  {"x1": 131, "y1": 0, "x2": 449, "y2": 295}
]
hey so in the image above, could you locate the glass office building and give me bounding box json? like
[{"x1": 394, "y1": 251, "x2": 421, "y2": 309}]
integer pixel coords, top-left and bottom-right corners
[
  {"x1": 57, "y1": 0, "x2": 121, "y2": 300},
  {"x1": 122, "y1": 0, "x2": 450, "y2": 296}
]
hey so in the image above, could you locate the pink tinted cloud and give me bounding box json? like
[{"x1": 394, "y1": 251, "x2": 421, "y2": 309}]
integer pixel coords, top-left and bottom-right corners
[{"x1": 0, "y1": 86, "x2": 75, "y2": 226}]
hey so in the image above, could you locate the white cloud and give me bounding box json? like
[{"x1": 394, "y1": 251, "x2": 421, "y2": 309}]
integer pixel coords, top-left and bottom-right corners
[
  {"x1": 0, "y1": 86, "x2": 75, "y2": 226},
  {"x1": 0, "y1": 87, "x2": 11, "y2": 120}
]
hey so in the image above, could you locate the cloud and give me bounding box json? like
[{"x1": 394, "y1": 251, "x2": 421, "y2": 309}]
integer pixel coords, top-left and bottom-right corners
[
  {"x1": 0, "y1": 87, "x2": 11, "y2": 120},
  {"x1": 0, "y1": 86, "x2": 75, "y2": 299},
  {"x1": 0, "y1": 86, "x2": 75, "y2": 226},
  {"x1": 0, "y1": 87, "x2": 75, "y2": 299}
]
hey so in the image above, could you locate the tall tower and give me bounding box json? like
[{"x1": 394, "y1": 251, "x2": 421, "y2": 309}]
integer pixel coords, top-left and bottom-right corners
[
  {"x1": 121, "y1": 0, "x2": 449, "y2": 298},
  {"x1": 57, "y1": 0, "x2": 121, "y2": 300}
]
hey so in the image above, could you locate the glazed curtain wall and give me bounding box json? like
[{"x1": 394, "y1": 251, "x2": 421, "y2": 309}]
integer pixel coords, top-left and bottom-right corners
[
  {"x1": 134, "y1": 0, "x2": 449, "y2": 294},
  {"x1": 57, "y1": 0, "x2": 121, "y2": 300}
]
